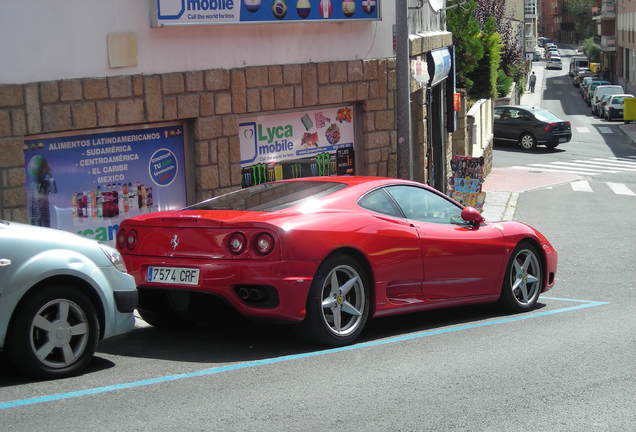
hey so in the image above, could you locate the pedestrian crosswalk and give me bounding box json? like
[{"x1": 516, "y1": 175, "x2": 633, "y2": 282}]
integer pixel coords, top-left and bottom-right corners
[
  {"x1": 510, "y1": 156, "x2": 636, "y2": 176},
  {"x1": 566, "y1": 180, "x2": 636, "y2": 196}
]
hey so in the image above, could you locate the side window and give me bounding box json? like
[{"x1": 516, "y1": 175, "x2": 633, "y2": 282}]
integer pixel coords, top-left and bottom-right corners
[
  {"x1": 358, "y1": 188, "x2": 403, "y2": 218},
  {"x1": 518, "y1": 110, "x2": 534, "y2": 121},
  {"x1": 385, "y1": 185, "x2": 463, "y2": 225}
]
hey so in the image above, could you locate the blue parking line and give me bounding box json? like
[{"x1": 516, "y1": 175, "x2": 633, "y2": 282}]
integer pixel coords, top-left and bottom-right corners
[{"x1": 0, "y1": 296, "x2": 608, "y2": 411}]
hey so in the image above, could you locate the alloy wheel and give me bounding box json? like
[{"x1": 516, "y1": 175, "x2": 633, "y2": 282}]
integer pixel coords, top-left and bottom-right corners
[
  {"x1": 29, "y1": 299, "x2": 90, "y2": 369},
  {"x1": 509, "y1": 249, "x2": 541, "y2": 306},
  {"x1": 320, "y1": 265, "x2": 366, "y2": 337}
]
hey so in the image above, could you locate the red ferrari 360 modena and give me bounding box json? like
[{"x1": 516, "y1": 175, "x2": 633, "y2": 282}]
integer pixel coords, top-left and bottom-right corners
[{"x1": 117, "y1": 177, "x2": 557, "y2": 346}]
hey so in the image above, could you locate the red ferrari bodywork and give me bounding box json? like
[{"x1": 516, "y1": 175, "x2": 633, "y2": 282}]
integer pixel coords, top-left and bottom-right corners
[{"x1": 118, "y1": 177, "x2": 557, "y2": 322}]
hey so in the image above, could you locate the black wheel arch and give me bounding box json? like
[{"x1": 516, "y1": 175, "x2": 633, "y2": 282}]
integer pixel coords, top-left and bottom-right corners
[{"x1": 8, "y1": 275, "x2": 106, "y2": 341}]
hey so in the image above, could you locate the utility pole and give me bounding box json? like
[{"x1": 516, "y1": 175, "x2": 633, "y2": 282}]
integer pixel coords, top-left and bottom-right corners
[{"x1": 395, "y1": 0, "x2": 413, "y2": 180}]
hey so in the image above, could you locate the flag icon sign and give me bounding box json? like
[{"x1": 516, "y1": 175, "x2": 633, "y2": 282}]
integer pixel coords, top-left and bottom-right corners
[{"x1": 362, "y1": 0, "x2": 376, "y2": 13}]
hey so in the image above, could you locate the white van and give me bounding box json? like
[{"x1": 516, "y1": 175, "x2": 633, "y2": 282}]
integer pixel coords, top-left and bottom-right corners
[{"x1": 591, "y1": 85, "x2": 624, "y2": 116}]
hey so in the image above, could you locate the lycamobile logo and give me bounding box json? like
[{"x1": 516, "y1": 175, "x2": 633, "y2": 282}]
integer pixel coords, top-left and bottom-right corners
[
  {"x1": 187, "y1": 0, "x2": 234, "y2": 10},
  {"x1": 258, "y1": 124, "x2": 294, "y2": 154}
]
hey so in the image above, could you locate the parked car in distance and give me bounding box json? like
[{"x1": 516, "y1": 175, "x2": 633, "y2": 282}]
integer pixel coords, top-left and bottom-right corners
[
  {"x1": 569, "y1": 56, "x2": 589, "y2": 76},
  {"x1": 0, "y1": 220, "x2": 137, "y2": 378},
  {"x1": 572, "y1": 69, "x2": 595, "y2": 87},
  {"x1": 591, "y1": 85, "x2": 624, "y2": 115},
  {"x1": 494, "y1": 105, "x2": 572, "y2": 151},
  {"x1": 585, "y1": 80, "x2": 611, "y2": 105},
  {"x1": 117, "y1": 177, "x2": 557, "y2": 347},
  {"x1": 546, "y1": 56, "x2": 563, "y2": 70},
  {"x1": 602, "y1": 94, "x2": 635, "y2": 121},
  {"x1": 546, "y1": 48, "x2": 559, "y2": 60},
  {"x1": 580, "y1": 76, "x2": 597, "y2": 96}
]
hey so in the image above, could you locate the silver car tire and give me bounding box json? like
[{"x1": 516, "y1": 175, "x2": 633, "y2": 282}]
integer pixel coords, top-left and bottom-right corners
[{"x1": 7, "y1": 285, "x2": 100, "y2": 379}]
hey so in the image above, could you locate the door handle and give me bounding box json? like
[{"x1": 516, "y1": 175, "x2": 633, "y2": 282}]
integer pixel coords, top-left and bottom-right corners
[{"x1": 0, "y1": 258, "x2": 11, "y2": 266}]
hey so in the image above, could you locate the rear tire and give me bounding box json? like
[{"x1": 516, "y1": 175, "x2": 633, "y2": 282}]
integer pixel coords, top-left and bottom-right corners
[
  {"x1": 299, "y1": 254, "x2": 370, "y2": 346},
  {"x1": 137, "y1": 291, "x2": 194, "y2": 330},
  {"x1": 518, "y1": 133, "x2": 537, "y2": 151},
  {"x1": 7, "y1": 285, "x2": 100, "y2": 379}
]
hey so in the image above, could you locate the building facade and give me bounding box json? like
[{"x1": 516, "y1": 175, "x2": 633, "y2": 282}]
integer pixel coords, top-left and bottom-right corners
[
  {"x1": 0, "y1": 1, "x2": 456, "y2": 239},
  {"x1": 616, "y1": 0, "x2": 636, "y2": 91}
]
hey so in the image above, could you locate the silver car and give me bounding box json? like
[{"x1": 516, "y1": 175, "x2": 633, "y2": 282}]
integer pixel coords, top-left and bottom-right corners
[{"x1": 0, "y1": 220, "x2": 137, "y2": 378}]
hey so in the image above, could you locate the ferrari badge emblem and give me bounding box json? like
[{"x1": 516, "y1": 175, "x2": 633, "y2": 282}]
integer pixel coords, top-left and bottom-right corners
[{"x1": 170, "y1": 234, "x2": 179, "y2": 250}]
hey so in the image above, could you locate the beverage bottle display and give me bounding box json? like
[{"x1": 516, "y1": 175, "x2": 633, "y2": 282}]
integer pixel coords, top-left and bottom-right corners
[
  {"x1": 96, "y1": 186, "x2": 103, "y2": 218},
  {"x1": 146, "y1": 187, "x2": 153, "y2": 208},
  {"x1": 89, "y1": 190, "x2": 96, "y2": 218},
  {"x1": 123, "y1": 183, "x2": 129, "y2": 213}
]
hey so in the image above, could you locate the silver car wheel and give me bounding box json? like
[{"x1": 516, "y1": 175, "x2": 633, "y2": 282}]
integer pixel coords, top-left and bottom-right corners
[
  {"x1": 519, "y1": 133, "x2": 536, "y2": 150},
  {"x1": 29, "y1": 299, "x2": 90, "y2": 369},
  {"x1": 509, "y1": 249, "x2": 541, "y2": 306},
  {"x1": 320, "y1": 265, "x2": 365, "y2": 337}
]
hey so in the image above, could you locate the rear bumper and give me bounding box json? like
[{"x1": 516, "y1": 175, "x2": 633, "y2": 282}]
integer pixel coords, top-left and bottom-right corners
[{"x1": 123, "y1": 255, "x2": 318, "y2": 322}]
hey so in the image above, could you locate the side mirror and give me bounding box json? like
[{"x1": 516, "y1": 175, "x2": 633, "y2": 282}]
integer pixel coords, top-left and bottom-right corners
[{"x1": 461, "y1": 206, "x2": 485, "y2": 227}]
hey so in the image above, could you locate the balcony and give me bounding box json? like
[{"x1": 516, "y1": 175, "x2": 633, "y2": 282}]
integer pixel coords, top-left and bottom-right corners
[
  {"x1": 594, "y1": 34, "x2": 616, "y2": 51},
  {"x1": 593, "y1": 0, "x2": 616, "y2": 20},
  {"x1": 408, "y1": 0, "x2": 446, "y2": 34}
]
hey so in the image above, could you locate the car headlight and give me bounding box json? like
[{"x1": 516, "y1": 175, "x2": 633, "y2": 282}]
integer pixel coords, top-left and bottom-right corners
[{"x1": 99, "y1": 244, "x2": 128, "y2": 273}]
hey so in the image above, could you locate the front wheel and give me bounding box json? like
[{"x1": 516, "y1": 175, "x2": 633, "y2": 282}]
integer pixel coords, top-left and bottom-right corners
[
  {"x1": 499, "y1": 242, "x2": 543, "y2": 313},
  {"x1": 299, "y1": 254, "x2": 370, "y2": 346},
  {"x1": 7, "y1": 285, "x2": 100, "y2": 379},
  {"x1": 518, "y1": 133, "x2": 537, "y2": 151}
]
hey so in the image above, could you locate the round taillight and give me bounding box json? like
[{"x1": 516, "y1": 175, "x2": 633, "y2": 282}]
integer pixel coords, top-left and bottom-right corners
[
  {"x1": 116, "y1": 229, "x2": 126, "y2": 250},
  {"x1": 126, "y1": 230, "x2": 137, "y2": 250},
  {"x1": 228, "y1": 232, "x2": 246, "y2": 255},
  {"x1": 255, "y1": 233, "x2": 274, "y2": 255}
]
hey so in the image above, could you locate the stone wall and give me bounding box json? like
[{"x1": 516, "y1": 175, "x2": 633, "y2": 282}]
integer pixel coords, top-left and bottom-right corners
[{"x1": 0, "y1": 59, "x2": 397, "y2": 222}]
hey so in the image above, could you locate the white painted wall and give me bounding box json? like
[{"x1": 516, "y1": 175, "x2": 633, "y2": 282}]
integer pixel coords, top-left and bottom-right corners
[{"x1": 0, "y1": 0, "x2": 395, "y2": 84}]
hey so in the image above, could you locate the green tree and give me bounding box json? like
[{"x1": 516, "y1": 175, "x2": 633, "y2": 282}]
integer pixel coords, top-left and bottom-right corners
[
  {"x1": 467, "y1": 17, "x2": 502, "y2": 99},
  {"x1": 583, "y1": 37, "x2": 600, "y2": 62},
  {"x1": 567, "y1": 0, "x2": 595, "y2": 42},
  {"x1": 447, "y1": 0, "x2": 484, "y2": 92}
]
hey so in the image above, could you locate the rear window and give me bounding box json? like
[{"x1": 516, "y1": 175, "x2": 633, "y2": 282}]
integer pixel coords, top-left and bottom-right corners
[
  {"x1": 532, "y1": 109, "x2": 561, "y2": 122},
  {"x1": 612, "y1": 96, "x2": 633, "y2": 103},
  {"x1": 575, "y1": 59, "x2": 589, "y2": 67},
  {"x1": 186, "y1": 181, "x2": 346, "y2": 212}
]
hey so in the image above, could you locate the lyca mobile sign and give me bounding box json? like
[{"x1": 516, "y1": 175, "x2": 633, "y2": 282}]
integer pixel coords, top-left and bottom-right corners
[{"x1": 151, "y1": 0, "x2": 380, "y2": 26}]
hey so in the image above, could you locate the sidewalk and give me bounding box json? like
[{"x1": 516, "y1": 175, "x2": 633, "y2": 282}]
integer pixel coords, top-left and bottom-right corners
[
  {"x1": 481, "y1": 63, "x2": 547, "y2": 222},
  {"x1": 480, "y1": 62, "x2": 636, "y2": 221}
]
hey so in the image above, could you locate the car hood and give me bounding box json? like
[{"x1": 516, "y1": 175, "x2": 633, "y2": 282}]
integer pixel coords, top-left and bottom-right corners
[{"x1": 1, "y1": 220, "x2": 101, "y2": 249}]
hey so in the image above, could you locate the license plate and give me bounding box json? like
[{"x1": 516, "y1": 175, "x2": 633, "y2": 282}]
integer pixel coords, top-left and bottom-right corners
[
  {"x1": 558, "y1": 138, "x2": 567, "y2": 143},
  {"x1": 147, "y1": 266, "x2": 200, "y2": 285}
]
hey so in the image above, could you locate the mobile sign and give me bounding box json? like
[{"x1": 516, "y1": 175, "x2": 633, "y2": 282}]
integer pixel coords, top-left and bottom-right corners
[
  {"x1": 238, "y1": 106, "x2": 355, "y2": 186},
  {"x1": 151, "y1": 0, "x2": 380, "y2": 26},
  {"x1": 23, "y1": 123, "x2": 187, "y2": 245}
]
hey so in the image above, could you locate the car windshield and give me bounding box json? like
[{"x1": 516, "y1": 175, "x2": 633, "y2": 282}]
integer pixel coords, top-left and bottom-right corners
[
  {"x1": 185, "y1": 181, "x2": 346, "y2": 212},
  {"x1": 531, "y1": 108, "x2": 561, "y2": 122}
]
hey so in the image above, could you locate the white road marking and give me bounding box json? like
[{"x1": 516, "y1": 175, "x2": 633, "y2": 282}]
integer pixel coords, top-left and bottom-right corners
[
  {"x1": 606, "y1": 182, "x2": 636, "y2": 196},
  {"x1": 549, "y1": 162, "x2": 620, "y2": 172},
  {"x1": 576, "y1": 127, "x2": 590, "y2": 133},
  {"x1": 572, "y1": 160, "x2": 636, "y2": 171},
  {"x1": 511, "y1": 165, "x2": 599, "y2": 175},
  {"x1": 590, "y1": 158, "x2": 636, "y2": 167},
  {"x1": 571, "y1": 180, "x2": 593, "y2": 192},
  {"x1": 598, "y1": 127, "x2": 614, "y2": 134}
]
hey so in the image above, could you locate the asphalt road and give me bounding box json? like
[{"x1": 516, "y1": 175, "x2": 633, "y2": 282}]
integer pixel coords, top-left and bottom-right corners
[{"x1": 2, "y1": 54, "x2": 636, "y2": 431}]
